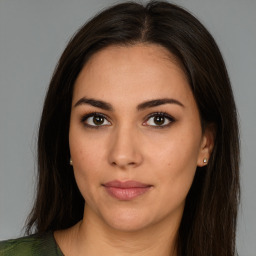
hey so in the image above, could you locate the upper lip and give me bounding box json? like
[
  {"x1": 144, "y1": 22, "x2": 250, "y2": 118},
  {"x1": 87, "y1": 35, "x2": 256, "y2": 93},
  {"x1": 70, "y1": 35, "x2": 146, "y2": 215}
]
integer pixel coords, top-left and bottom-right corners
[{"x1": 103, "y1": 180, "x2": 152, "y2": 188}]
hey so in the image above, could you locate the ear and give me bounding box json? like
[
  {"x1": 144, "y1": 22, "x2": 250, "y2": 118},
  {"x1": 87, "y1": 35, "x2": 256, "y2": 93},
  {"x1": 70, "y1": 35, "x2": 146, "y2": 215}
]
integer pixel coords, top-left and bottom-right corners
[{"x1": 197, "y1": 124, "x2": 215, "y2": 167}]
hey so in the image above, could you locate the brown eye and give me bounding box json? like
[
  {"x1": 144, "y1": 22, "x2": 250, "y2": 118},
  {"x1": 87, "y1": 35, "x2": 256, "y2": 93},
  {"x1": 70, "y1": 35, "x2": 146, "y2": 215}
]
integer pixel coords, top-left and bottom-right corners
[
  {"x1": 93, "y1": 116, "x2": 105, "y2": 125},
  {"x1": 143, "y1": 113, "x2": 174, "y2": 127},
  {"x1": 82, "y1": 114, "x2": 111, "y2": 127},
  {"x1": 153, "y1": 116, "x2": 165, "y2": 126}
]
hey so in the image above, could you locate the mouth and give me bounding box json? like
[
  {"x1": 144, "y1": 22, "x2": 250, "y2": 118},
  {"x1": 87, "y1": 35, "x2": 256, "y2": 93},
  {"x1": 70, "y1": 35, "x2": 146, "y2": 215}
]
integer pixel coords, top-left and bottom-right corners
[{"x1": 103, "y1": 180, "x2": 153, "y2": 201}]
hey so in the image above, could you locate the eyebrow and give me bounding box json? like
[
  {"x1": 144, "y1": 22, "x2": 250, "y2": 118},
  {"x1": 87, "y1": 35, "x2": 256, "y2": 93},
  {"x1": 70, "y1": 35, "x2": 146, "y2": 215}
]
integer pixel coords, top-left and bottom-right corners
[
  {"x1": 137, "y1": 98, "x2": 184, "y2": 110},
  {"x1": 74, "y1": 97, "x2": 184, "y2": 111},
  {"x1": 74, "y1": 97, "x2": 113, "y2": 111}
]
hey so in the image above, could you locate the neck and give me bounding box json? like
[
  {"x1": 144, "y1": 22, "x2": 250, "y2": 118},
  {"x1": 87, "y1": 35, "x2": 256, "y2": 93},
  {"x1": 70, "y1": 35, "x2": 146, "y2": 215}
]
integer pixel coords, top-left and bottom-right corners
[
  {"x1": 76, "y1": 208, "x2": 178, "y2": 256},
  {"x1": 55, "y1": 206, "x2": 181, "y2": 256}
]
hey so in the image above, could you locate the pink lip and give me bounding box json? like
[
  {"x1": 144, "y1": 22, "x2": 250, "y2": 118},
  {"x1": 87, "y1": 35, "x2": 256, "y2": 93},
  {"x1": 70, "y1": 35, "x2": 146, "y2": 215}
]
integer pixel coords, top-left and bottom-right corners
[{"x1": 103, "y1": 180, "x2": 152, "y2": 201}]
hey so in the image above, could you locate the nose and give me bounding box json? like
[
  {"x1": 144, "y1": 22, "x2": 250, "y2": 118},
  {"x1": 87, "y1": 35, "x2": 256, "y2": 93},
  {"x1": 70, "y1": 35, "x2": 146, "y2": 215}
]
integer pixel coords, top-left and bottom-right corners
[{"x1": 108, "y1": 126, "x2": 143, "y2": 169}]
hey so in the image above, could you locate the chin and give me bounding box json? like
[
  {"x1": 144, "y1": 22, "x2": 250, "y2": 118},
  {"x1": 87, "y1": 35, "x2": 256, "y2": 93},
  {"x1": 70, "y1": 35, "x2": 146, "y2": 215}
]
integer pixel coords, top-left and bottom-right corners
[
  {"x1": 101, "y1": 208, "x2": 156, "y2": 233},
  {"x1": 106, "y1": 219, "x2": 151, "y2": 233}
]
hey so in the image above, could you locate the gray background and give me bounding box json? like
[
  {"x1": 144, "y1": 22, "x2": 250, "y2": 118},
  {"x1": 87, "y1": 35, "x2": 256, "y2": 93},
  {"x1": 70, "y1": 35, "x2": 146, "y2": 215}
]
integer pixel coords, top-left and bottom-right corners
[{"x1": 0, "y1": 0, "x2": 255, "y2": 255}]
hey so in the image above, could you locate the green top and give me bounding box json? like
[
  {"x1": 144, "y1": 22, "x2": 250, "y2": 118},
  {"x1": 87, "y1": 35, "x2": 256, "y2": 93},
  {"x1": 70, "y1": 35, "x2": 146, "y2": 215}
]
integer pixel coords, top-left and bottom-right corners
[{"x1": 0, "y1": 232, "x2": 64, "y2": 256}]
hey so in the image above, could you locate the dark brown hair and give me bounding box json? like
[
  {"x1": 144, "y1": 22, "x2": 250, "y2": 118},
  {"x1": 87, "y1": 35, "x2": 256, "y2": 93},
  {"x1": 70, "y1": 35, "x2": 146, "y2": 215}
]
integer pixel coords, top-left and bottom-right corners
[{"x1": 26, "y1": 1, "x2": 240, "y2": 255}]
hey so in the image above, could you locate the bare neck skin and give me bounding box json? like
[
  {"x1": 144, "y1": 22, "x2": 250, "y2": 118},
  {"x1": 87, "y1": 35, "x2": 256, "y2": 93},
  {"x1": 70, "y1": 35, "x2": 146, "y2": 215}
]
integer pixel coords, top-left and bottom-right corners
[{"x1": 54, "y1": 204, "x2": 180, "y2": 256}]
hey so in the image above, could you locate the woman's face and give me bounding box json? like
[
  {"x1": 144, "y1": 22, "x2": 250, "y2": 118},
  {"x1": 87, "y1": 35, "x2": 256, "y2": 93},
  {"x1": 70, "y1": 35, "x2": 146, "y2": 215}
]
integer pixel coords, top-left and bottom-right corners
[{"x1": 69, "y1": 44, "x2": 212, "y2": 232}]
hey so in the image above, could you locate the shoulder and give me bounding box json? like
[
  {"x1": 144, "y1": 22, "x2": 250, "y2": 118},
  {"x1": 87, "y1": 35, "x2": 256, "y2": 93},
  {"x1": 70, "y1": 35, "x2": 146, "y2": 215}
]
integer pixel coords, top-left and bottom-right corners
[{"x1": 0, "y1": 232, "x2": 63, "y2": 256}]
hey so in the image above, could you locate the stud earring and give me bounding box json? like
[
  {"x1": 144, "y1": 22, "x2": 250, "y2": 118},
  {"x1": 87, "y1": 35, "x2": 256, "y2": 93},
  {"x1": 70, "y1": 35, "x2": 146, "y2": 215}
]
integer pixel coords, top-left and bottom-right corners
[
  {"x1": 70, "y1": 159, "x2": 73, "y2": 166},
  {"x1": 203, "y1": 158, "x2": 207, "y2": 164}
]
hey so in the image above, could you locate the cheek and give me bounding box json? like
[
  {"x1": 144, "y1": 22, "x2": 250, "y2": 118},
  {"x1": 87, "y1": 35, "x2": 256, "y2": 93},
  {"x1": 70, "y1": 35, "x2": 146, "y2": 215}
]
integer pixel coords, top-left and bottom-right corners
[
  {"x1": 69, "y1": 129, "x2": 106, "y2": 200},
  {"x1": 147, "y1": 128, "x2": 201, "y2": 172},
  {"x1": 150, "y1": 141, "x2": 199, "y2": 217},
  {"x1": 146, "y1": 126, "x2": 201, "y2": 195},
  {"x1": 69, "y1": 126, "x2": 106, "y2": 169},
  {"x1": 157, "y1": 147, "x2": 197, "y2": 195}
]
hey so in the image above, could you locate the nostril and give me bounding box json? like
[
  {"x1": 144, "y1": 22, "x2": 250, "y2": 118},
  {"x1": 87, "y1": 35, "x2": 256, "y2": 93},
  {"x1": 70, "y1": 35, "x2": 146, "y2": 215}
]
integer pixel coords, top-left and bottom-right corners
[
  {"x1": 128, "y1": 161, "x2": 136, "y2": 166},
  {"x1": 108, "y1": 138, "x2": 143, "y2": 168},
  {"x1": 111, "y1": 161, "x2": 117, "y2": 166},
  {"x1": 111, "y1": 160, "x2": 137, "y2": 168}
]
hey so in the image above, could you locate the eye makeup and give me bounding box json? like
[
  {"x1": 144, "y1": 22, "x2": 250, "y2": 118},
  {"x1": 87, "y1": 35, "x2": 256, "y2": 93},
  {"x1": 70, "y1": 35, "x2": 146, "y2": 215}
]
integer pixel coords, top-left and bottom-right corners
[
  {"x1": 143, "y1": 112, "x2": 175, "y2": 129},
  {"x1": 80, "y1": 111, "x2": 175, "y2": 130},
  {"x1": 80, "y1": 112, "x2": 111, "y2": 129}
]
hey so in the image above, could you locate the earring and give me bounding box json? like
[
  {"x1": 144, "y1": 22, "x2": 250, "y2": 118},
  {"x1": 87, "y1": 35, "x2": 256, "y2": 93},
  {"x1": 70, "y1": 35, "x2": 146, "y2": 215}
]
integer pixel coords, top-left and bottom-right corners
[
  {"x1": 203, "y1": 158, "x2": 207, "y2": 164},
  {"x1": 70, "y1": 159, "x2": 73, "y2": 166}
]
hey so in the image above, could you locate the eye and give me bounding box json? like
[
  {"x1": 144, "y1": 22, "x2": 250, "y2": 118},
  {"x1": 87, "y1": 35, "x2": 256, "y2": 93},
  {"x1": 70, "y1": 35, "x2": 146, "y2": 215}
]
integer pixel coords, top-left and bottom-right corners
[
  {"x1": 143, "y1": 113, "x2": 174, "y2": 128},
  {"x1": 82, "y1": 113, "x2": 111, "y2": 127}
]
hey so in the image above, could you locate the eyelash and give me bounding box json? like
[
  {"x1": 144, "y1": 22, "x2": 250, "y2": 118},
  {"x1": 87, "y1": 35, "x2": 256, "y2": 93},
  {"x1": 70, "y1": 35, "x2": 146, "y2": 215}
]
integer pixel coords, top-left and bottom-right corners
[
  {"x1": 80, "y1": 112, "x2": 175, "y2": 129},
  {"x1": 143, "y1": 112, "x2": 175, "y2": 129},
  {"x1": 81, "y1": 112, "x2": 110, "y2": 129}
]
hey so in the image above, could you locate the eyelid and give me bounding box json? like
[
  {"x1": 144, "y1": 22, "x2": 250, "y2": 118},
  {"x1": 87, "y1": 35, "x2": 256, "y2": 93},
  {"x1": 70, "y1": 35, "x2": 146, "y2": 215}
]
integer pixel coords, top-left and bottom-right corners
[
  {"x1": 142, "y1": 112, "x2": 175, "y2": 128},
  {"x1": 81, "y1": 112, "x2": 112, "y2": 128},
  {"x1": 80, "y1": 111, "x2": 175, "y2": 129}
]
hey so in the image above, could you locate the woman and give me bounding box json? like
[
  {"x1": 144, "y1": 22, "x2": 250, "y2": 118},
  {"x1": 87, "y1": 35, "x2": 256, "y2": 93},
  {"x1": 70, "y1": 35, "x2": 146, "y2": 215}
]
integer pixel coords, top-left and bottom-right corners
[{"x1": 0, "y1": 1, "x2": 240, "y2": 255}]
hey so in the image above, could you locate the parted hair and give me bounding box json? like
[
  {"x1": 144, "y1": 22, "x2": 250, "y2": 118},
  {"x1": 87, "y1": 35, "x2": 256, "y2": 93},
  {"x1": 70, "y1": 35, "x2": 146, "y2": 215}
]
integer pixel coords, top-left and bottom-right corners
[{"x1": 26, "y1": 1, "x2": 240, "y2": 255}]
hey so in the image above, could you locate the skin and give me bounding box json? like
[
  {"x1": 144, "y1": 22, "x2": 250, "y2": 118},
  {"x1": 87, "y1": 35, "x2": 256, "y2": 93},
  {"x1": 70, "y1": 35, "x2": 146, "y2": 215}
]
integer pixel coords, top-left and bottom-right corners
[{"x1": 54, "y1": 44, "x2": 214, "y2": 256}]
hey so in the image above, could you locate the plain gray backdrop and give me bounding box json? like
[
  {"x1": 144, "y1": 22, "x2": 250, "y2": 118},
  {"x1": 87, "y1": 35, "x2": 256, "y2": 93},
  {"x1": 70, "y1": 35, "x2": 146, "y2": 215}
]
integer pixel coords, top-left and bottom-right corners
[{"x1": 0, "y1": 0, "x2": 255, "y2": 255}]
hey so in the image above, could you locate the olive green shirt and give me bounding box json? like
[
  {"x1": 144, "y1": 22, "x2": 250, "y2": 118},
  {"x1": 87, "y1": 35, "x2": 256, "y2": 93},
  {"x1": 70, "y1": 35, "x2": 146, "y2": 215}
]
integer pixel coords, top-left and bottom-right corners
[{"x1": 0, "y1": 232, "x2": 64, "y2": 256}]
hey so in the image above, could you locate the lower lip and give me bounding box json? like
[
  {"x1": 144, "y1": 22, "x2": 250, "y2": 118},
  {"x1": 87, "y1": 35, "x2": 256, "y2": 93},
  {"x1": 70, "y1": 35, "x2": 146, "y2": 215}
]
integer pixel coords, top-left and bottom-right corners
[{"x1": 104, "y1": 186, "x2": 152, "y2": 201}]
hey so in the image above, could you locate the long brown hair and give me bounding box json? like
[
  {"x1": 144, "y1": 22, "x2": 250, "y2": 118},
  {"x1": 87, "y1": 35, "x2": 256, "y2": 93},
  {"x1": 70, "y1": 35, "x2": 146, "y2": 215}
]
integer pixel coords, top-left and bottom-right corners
[{"x1": 26, "y1": 1, "x2": 240, "y2": 255}]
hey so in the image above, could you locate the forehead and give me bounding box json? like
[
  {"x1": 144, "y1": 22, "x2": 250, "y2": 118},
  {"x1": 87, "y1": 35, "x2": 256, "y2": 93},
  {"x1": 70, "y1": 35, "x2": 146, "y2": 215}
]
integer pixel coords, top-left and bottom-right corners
[{"x1": 72, "y1": 44, "x2": 193, "y2": 108}]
